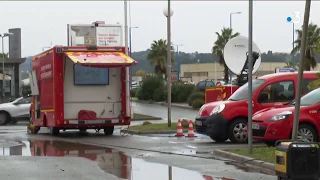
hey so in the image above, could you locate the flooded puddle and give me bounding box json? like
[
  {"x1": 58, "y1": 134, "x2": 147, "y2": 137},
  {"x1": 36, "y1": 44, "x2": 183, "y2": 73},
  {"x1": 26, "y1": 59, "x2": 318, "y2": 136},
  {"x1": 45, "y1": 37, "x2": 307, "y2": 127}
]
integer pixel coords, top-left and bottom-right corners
[{"x1": 0, "y1": 140, "x2": 235, "y2": 180}]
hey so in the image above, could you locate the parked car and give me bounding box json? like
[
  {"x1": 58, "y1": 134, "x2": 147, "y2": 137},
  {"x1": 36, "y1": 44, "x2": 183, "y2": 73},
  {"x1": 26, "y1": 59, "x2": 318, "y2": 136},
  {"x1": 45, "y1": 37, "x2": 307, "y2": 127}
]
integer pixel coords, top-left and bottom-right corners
[
  {"x1": 0, "y1": 96, "x2": 32, "y2": 125},
  {"x1": 195, "y1": 79, "x2": 216, "y2": 92},
  {"x1": 252, "y1": 87, "x2": 320, "y2": 146},
  {"x1": 195, "y1": 71, "x2": 319, "y2": 143}
]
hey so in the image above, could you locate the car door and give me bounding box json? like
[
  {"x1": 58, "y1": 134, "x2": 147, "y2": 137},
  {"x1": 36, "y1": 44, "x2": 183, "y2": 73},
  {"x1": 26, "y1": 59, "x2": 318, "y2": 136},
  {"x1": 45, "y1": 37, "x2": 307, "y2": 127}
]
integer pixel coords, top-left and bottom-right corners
[
  {"x1": 255, "y1": 80, "x2": 295, "y2": 113},
  {"x1": 12, "y1": 97, "x2": 32, "y2": 120}
]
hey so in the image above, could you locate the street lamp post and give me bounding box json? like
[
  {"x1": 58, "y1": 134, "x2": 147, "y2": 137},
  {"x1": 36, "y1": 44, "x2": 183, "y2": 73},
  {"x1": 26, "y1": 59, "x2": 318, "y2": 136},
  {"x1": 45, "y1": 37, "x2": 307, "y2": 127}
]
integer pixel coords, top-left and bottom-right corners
[
  {"x1": 0, "y1": 32, "x2": 14, "y2": 102},
  {"x1": 248, "y1": 1, "x2": 254, "y2": 154},
  {"x1": 292, "y1": 0, "x2": 312, "y2": 140},
  {"x1": 172, "y1": 44, "x2": 183, "y2": 81},
  {"x1": 129, "y1": 26, "x2": 139, "y2": 88},
  {"x1": 124, "y1": 0, "x2": 130, "y2": 118},
  {"x1": 292, "y1": 23, "x2": 295, "y2": 68},
  {"x1": 163, "y1": 1, "x2": 174, "y2": 127},
  {"x1": 229, "y1": 12, "x2": 242, "y2": 84}
]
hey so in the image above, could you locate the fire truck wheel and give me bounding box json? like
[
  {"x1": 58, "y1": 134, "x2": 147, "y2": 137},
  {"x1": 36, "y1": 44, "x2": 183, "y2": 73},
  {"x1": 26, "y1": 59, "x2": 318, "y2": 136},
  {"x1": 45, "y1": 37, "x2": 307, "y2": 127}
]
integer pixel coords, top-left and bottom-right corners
[
  {"x1": 104, "y1": 126, "x2": 114, "y2": 135},
  {"x1": 50, "y1": 127, "x2": 60, "y2": 136},
  {"x1": 79, "y1": 128, "x2": 87, "y2": 132}
]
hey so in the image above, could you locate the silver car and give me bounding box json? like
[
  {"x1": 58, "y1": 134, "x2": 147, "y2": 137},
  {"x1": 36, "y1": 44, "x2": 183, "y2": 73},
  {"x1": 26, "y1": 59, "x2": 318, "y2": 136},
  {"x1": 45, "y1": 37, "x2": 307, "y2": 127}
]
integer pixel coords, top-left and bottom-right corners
[{"x1": 0, "y1": 96, "x2": 31, "y2": 125}]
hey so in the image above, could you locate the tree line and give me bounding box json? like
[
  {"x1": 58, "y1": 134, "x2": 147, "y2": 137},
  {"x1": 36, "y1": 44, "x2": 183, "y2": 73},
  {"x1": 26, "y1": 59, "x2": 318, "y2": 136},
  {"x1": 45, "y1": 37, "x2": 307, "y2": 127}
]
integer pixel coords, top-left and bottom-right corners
[{"x1": 140, "y1": 23, "x2": 320, "y2": 82}]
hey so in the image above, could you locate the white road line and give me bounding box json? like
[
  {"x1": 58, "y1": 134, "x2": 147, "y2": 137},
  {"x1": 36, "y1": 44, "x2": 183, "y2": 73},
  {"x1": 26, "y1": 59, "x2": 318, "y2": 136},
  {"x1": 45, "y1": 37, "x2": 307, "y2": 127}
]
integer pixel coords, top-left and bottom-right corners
[
  {"x1": 186, "y1": 145, "x2": 198, "y2": 149},
  {"x1": 168, "y1": 141, "x2": 179, "y2": 144}
]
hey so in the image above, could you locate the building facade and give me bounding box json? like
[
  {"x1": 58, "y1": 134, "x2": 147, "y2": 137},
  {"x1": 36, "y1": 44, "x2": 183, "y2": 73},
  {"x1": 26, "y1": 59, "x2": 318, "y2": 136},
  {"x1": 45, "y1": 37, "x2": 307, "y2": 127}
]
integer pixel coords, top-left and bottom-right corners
[{"x1": 180, "y1": 62, "x2": 320, "y2": 84}]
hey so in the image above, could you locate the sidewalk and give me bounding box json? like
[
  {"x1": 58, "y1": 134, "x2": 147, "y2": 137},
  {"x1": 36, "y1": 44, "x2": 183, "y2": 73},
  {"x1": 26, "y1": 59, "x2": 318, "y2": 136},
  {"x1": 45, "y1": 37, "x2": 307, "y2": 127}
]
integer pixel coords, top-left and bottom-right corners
[{"x1": 131, "y1": 99, "x2": 197, "y2": 110}]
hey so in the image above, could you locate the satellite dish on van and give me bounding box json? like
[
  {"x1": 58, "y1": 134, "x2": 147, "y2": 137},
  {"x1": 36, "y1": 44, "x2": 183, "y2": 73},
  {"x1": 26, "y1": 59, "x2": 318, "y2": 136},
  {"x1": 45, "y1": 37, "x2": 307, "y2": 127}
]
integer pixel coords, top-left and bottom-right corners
[{"x1": 223, "y1": 36, "x2": 261, "y2": 76}]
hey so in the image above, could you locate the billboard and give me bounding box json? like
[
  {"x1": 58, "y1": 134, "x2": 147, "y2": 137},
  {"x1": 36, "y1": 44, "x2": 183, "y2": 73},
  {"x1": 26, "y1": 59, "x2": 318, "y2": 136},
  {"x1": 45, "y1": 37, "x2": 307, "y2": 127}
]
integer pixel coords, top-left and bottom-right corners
[
  {"x1": 9, "y1": 28, "x2": 21, "y2": 58},
  {"x1": 67, "y1": 23, "x2": 123, "y2": 47}
]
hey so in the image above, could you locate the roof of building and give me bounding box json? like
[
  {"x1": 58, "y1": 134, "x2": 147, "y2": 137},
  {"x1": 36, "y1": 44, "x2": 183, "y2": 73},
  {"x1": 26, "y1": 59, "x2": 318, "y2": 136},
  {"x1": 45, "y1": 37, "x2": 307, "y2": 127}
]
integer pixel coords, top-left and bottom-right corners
[{"x1": 3, "y1": 58, "x2": 26, "y2": 64}]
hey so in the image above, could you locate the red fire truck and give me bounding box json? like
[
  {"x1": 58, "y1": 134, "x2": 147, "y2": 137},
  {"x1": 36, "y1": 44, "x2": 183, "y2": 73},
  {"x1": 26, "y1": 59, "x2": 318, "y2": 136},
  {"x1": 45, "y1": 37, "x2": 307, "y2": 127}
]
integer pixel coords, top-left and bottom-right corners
[
  {"x1": 27, "y1": 45, "x2": 136, "y2": 136},
  {"x1": 29, "y1": 140, "x2": 132, "y2": 179}
]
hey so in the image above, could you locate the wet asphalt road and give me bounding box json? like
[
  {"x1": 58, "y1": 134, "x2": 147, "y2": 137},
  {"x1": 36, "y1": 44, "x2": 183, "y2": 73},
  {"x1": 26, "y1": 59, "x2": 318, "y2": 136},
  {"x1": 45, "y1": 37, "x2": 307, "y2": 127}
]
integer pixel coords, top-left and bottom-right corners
[{"x1": 0, "y1": 123, "x2": 278, "y2": 180}]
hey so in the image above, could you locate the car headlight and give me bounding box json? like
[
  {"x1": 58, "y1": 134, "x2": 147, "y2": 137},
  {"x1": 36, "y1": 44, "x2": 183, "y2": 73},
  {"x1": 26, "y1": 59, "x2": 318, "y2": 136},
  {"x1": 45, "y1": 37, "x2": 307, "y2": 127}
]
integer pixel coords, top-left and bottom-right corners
[
  {"x1": 210, "y1": 104, "x2": 225, "y2": 115},
  {"x1": 198, "y1": 105, "x2": 206, "y2": 116},
  {"x1": 268, "y1": 111, "x2": 292, "y2": 122}
]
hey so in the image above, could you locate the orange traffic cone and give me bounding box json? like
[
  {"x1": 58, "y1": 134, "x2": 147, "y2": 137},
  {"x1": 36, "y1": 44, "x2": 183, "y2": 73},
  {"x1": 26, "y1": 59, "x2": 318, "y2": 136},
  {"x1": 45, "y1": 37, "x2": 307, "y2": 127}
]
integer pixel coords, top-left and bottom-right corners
[
  {"x1": 186, "y1": 120, "x2": 197, "y2": 137},
  {"x1": 175, "y1": 119, "x2": 184, "y2": 137}
]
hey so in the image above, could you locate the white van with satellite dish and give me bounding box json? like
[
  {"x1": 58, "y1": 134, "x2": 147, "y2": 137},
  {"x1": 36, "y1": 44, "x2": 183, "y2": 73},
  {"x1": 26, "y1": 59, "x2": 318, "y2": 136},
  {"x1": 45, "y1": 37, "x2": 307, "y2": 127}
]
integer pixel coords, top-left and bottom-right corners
[{"x1": 195, "y1": 36, "x2": 318, "y2": 143}]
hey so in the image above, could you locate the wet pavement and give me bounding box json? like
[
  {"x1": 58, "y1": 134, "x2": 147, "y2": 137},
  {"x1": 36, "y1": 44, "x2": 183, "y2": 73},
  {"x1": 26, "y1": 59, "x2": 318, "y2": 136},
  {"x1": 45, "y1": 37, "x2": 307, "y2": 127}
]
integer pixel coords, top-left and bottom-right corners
[
  {"x1": 0, "y1": 139, "x2": 237, "y2": 180},
  {"x1": 0, "y1": 123, "x2": 278, "y2": 180}
]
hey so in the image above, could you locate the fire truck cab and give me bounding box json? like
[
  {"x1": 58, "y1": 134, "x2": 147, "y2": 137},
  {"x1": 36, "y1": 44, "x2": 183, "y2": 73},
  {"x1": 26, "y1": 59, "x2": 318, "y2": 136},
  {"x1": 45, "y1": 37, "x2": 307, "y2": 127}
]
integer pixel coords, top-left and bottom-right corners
[{"x1": 27, "y1": 45, "x2": 136, "y2": 136}]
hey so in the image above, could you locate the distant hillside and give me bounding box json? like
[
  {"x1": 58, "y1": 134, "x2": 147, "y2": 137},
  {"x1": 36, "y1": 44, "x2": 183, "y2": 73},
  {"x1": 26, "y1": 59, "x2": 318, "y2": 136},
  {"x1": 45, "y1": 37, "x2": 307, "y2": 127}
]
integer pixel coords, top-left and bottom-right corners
[
  {"x1": 20, "y1": 56, "x2": 32, "y2": 72},
  {"x1": 20, "y1": 50, "x2": 315, "y2": 74}
]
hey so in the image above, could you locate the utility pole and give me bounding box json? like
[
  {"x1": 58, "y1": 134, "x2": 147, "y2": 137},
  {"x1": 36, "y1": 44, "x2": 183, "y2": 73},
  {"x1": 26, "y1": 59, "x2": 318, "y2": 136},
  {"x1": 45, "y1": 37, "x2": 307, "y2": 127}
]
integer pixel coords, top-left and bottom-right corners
[{"x1": 292, "y1": 0, "x2": 311, "y2": 140}]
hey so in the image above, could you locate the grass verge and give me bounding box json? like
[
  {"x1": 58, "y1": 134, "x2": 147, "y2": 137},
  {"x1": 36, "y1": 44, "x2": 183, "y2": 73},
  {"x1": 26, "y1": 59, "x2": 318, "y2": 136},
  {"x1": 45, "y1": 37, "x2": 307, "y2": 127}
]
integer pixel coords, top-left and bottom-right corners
[
  {"x1": 227, "y1": 146, "x2": 275, "y2": 163},
  {"x1": 132, "y1": 113, "x2": 162, "y2": 121},
  {"x1": 130, "y1": 123, "x2": 187, "y2": 132}
]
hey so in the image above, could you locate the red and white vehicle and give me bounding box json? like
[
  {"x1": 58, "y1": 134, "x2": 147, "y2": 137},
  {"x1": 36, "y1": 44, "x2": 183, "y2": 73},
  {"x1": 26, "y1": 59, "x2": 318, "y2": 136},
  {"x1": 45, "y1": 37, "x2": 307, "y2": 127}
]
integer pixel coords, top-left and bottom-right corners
[
  {"x1": 195, "y1": 72, "x2": 318, "y2": 143},
  {"x1": 29, "y1": 140, "x2": 132, "y2": 178},
  {"x1": 252, "y1": 87, "x2": 320, "y2": 146},
  {"x1": 27, "y1": 45, "x2": 136, "y2": 135}
]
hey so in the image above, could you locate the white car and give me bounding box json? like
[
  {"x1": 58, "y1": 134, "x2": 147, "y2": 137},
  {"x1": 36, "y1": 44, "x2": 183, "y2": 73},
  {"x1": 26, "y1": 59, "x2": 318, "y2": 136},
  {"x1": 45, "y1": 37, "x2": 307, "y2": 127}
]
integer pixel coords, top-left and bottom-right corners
[{"x1": 0, "y1": 96, "x2": 31, "y2": 125}]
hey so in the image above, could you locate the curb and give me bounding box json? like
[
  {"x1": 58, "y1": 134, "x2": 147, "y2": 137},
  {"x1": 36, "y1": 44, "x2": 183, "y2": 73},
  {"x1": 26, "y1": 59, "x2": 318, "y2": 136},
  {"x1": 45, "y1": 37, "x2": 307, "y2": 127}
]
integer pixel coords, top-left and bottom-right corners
[
  {"x1": 131, "y1": 118, "x2": 162, "y2": 121},
  {"x1": 132, "y1": 99, "x2": 197, "y2": 110},
  {"x1": 213, "y1": 150, "x2": 274, "y2": 173},
  {"x1": 120, "y1": 129, "x2": 188, "y2": 135}
]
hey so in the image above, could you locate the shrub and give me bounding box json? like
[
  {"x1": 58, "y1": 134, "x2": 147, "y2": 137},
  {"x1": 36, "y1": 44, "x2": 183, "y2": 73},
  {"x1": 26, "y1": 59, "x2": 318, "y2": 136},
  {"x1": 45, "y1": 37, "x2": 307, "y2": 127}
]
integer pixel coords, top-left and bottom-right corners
[
  {"x1": 130, "y1": 89, "x2": 137, "y2": 97},
  {"x1": 135, "y1": 87, "x2": 143, "y2": 100},
  {"x1": 188, "y1": 91, "x2": 205, "y2": 106},
  {"x1": 153, "y1": 87, "x2": 166, "y2": 102},
  {"x1": 171, "y1": 82, "x2": 195, "y2": 103},
  {"x1": 138, "y1": 75, "x2": 165, "y2": 100},
  {"x1": 191, "y1": 98, "x2": 205, "y2": 109}
]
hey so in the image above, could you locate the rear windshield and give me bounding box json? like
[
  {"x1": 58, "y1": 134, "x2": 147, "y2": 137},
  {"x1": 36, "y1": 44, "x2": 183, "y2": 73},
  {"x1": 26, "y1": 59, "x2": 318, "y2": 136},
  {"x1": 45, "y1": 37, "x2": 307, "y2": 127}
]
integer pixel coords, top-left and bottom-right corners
[
  {"x1": 299, "y1": 88, "x2": 320, "y2": 106},
  {"x1": 228, "y1": 79, "x2": 266, "y2": 101}
]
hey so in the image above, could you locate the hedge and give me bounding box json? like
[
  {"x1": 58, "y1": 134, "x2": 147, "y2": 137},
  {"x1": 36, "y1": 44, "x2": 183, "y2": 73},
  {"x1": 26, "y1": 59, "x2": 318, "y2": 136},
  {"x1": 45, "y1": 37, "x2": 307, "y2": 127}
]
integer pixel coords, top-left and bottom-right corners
[{"x1": 136, "y1": 75, "x2": 202, "y2": 104}]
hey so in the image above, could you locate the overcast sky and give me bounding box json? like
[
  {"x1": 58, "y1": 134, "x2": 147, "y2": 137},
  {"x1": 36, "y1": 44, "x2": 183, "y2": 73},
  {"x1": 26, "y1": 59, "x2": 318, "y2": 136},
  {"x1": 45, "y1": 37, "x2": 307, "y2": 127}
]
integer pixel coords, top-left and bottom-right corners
[{"x1": 1, "y1": 1, "x2": 320, "y2": 57}]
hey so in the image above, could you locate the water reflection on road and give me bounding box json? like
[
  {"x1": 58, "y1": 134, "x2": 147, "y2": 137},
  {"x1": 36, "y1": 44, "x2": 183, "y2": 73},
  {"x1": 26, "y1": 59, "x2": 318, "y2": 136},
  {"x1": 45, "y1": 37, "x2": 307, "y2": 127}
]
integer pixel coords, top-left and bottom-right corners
[{"x1": 0, "y1": 140, "x2": 233, "y2": 180}]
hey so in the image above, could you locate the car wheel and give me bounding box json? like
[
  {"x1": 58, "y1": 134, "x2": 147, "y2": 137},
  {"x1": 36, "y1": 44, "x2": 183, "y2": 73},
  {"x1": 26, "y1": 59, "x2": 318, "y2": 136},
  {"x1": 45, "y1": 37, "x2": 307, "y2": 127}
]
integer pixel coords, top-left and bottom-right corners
[
  {"x1": 228, "y1": 118, "x2": 248, "y2": 143},
  {"x1": 0, "y1": 112, "x2": 9, "y2": 125},
  {"x1": 104, "y1": 126, "x2": 114, "y2": 135},
  {"x1": 210, "y1": 136, "x2": 228, "y2": 143},
  {"x1": 297, "y1": 124, "x2": 318, "y2": 142},
  {"x1": 50, "y1": 127, "x2": 60, "y2": 136}
]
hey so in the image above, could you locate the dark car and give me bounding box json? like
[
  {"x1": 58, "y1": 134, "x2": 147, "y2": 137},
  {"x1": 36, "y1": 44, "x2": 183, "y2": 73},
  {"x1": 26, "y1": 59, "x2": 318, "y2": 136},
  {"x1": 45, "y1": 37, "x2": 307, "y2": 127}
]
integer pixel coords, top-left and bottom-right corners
[{"x1": 195, "y1": 79, "x2": 216, "y2": 92}]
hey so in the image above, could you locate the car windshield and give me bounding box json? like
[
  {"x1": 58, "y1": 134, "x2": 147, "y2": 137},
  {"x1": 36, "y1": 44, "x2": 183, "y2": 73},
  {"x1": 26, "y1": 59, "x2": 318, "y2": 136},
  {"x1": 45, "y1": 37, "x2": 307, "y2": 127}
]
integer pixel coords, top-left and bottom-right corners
[
  {"x1": 298, "y1": 88, "x2": 320, "y2": 106},
  {"x1": 228, "y1": 79, "x2": 266, "y2": 101}
]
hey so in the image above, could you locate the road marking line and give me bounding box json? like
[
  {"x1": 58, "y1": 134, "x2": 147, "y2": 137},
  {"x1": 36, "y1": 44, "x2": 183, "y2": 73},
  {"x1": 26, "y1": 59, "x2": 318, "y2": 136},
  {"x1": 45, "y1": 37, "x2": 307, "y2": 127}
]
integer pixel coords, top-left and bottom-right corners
[
  {"x1": 168, "y1": 141, "x2": 178, "y2": 144},
  {"x1": 186, "y1": 145, "x2": 197, "y2": 149}
]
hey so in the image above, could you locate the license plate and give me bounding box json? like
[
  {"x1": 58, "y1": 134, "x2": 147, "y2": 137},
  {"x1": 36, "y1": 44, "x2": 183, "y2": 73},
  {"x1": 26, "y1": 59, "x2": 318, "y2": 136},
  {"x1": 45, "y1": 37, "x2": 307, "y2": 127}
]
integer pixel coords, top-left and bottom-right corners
[
  {"x1": 252, "y1": 124, "x2": 260, "y2": 130},
  {"x1": 196, "y1": 121, "x2": 202, "y2": 126}
]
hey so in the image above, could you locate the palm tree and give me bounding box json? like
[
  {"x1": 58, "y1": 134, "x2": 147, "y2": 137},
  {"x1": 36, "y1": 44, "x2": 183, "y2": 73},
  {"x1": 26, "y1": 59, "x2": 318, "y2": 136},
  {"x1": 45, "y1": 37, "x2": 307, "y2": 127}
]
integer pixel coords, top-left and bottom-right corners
[
  {"x1": 283, "y1": 61, "x2": 299, "y2": 69},
  {"x1": 0, "y1": 53, "x2": 8, "y2": 58},
  {"x1": 147, "y1": 39, "x2": 174, "y2": 77},
  {"x1": 212, "y1": 28, "x2": 240, "y2": 82},
  {"x1": 291, "y1": 23, "x2": 320, "y2": 71}
]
